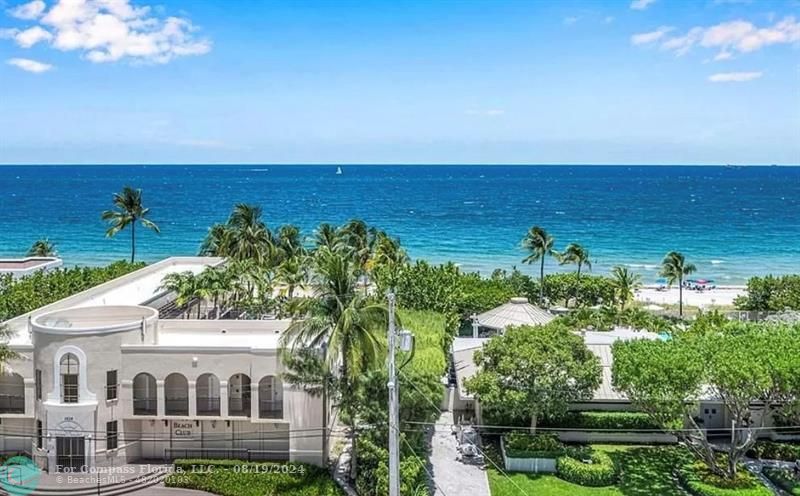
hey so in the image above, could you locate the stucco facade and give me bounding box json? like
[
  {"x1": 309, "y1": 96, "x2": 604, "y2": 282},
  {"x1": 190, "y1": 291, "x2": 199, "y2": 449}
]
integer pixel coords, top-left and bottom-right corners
[{"x1": 0, "y1": 258, "x2": 325, "y2": 473}]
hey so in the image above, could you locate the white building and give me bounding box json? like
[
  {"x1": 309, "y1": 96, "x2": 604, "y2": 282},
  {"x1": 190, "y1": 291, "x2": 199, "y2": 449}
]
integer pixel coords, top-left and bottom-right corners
[
  {"x1": 0, "y1": 257, "x2": 324, "y2": 473},
  {"x1": 0, "y1": 257, "x2": 63, "y2": 279}
]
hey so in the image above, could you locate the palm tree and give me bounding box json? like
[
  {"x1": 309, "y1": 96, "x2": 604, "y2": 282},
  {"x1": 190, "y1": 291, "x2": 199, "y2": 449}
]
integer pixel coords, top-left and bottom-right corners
[
  {"x1": 276, "y1": 225, "x2": 305, "y2": 263},
  {"x1": 160, "y1": 271, "x2": 199, "y2": 318},
  {"x1": 196, "y1": 267, "x2": 230, "y2": 319},
  {"x1": 368, "y1": 232, "x2": 409, "y2": 289},
  {"x1": 313, "y1": 223, "x2": 340, "y2": 251},
  {"x1": 280, "y1": 246, "x2": 389, "y2": 480},
  {"x1": 559, "y1": 243, "x2": 591, "y2": 307},
  {"x1": 226, "y1": 204, "x2": 273, "y2": 265},
  {"x1": 521, "y1": 226, "x2": 555, "y2": 306},
  {"x1": 611, "y1": 266, "x2": 641, "y2": 312},
  {"x1": 27, "y1": 239, "x2": 57, "y2": 257},
  {"x1": 660, "y1": 251, "x2": 697, "y2": 317},
  {"x1": 199, "y1": 223, "x2": 233, "y2": 257},
  {"x1": 276, "y1": 256, "x2": 309, "y2": 299},
  {"x1": 101, "y1": 186, "x2": 160, "y2": 263},
  {"x1": 0, "y1": 325, "x2": 20, "y2": 373}
]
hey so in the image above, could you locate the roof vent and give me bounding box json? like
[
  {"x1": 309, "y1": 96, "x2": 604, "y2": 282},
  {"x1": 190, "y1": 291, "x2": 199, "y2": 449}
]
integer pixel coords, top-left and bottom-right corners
[
  {"x1": 221, "y1": 329, "x2": 227, "y2": 334},
  {"x1": 510, "y1": 297, "x2": 528, "y2": 304}
]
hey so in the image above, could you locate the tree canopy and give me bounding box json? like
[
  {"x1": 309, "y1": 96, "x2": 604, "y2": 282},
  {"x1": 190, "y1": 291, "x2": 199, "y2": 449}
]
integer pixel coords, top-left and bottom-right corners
[{"x1": 466, "y1": 322, "x2": 602, "y2": 429}]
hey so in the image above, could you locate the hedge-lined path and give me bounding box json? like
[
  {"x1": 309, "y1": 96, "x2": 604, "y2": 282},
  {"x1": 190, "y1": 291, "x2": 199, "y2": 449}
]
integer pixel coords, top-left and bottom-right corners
[{"x1": 429, "y1": 412, "x2": 491, "y2": 496}]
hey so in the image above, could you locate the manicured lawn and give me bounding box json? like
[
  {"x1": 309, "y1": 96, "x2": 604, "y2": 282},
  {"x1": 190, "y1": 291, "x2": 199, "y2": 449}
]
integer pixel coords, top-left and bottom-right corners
[{"x1": 489, "y1": 445, "x2": 692, "y2": 496}]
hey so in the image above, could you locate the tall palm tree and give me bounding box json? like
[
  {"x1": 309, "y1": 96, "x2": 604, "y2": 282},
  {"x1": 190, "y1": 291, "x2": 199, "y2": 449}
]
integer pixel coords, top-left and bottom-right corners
[
  {"x1": 160, "y1": 271, "x2": 199, "y2": 318},
  {"x1": 226, "y1": 204, "x2": 273, "y2": 265},
  {"x1": 522, "y1": 226, "x2": 555, "y2": 306},
  {"x1": 276, "y1": 256, "x2": 309, "y2": 299},
  {"x1": 611, "y1": 266, "x2": 641, "y2": 312},
  {"x1": 101, "y1": 186, "x2": 160, "y2": 263},
  {"x1": 196, "y1": 267, "x2": 230, "y2": 319},
  {"x1": 660, "y1": 251, "x2": 697, "y2": 317},
  {"x1": 280, "y1": 246, "x2": 389, "y2": 480},
  {"x1": 368, "y1": 232, "x2": 409, "y2": 289},
  {"x1": 559, "y1": 243, "x2": 591, "y2": 307},
  {"x1": 276, "y1": 225, "x2": 305, "y2": 263},
  {"x1": 27, "y1": 239, "x2": 57, "y2": 257}
]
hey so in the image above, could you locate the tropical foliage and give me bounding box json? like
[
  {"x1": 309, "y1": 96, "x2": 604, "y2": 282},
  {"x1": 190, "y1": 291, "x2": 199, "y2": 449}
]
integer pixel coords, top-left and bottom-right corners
[
  {"x1": 466, "y1": 322, "x2": 602, "y2": 429},
  {"x1": 27, "y1": 239, "x2": 57, "y2": 257},
  {"x1": 521, "y1": 226, "x2": 555, "y2": 305},
  {"x1": 101, "y1": 186, "x2": 160, "y2": 263},
  {"x1": 734, "y1": 274, "x2": 800, "y2": 311},
  {"x1": 612, "y1": 320, "x2": 800, "y2": 480},
  {"x1": 660, "y1": 251, "x2": 696, "y2": 317},
  {"x1": 0, "y1": 261, "x2": 145, "y2": 321},
  {"x1": 610, "y1": 266, "x2": 641, "y2": 311}
]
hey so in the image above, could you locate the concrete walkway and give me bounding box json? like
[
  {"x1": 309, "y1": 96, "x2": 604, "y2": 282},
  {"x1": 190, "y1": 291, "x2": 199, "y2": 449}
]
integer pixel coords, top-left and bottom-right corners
[{"x1": 429, "y1": 412, "x2": 490, "y2": 496}]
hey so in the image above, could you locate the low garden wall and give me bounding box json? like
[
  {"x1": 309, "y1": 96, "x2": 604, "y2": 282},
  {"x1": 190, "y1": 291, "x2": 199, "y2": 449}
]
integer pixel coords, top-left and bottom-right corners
[{"x1": 500, "y1": 436, "x2": 557, "y2": 473}]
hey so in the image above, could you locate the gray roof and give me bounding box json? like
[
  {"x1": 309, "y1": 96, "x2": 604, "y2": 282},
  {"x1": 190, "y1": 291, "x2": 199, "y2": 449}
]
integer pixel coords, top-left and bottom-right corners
[{"x1": 474, "y1": 297, "x2": 554, "y2": 330}]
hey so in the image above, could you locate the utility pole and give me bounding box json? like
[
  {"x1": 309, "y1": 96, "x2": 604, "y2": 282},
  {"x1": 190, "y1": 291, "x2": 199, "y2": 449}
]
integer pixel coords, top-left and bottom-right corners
[{"x1": 387, "y1": 291, "x2": 400, "y2": 496}]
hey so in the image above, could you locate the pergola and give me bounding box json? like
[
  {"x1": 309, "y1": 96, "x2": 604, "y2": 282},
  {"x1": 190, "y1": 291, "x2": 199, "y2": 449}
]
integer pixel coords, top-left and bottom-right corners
[{"x1": 470, "y1": 297, "x2": 554, "y2": 337}]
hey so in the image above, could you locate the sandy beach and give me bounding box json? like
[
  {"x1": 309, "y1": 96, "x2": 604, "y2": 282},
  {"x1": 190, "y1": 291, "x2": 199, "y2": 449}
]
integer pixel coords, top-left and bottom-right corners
[{"x1": 635, "y1": 286, "x2": 746, "y2": 308}]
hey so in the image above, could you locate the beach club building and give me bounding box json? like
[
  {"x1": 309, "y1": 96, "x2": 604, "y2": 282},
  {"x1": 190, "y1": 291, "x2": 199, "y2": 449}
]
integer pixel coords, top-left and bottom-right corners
[{"x1": 0, "y1": 258, "x2": 324, "y2": 473}]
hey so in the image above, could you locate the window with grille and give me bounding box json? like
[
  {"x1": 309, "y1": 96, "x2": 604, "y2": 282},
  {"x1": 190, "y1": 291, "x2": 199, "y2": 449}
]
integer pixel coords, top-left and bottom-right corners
[
  {"x1": 35, "y1": 369, "x2": 42, "y2": 400},
  {"x1": 106, "y1": 370, "x2": 118, "y2": 400},
  {"x1": 106, "y1": 421, "x2": 118, "y2": 450},
  {"x1": 36, "y1": 420, "x2": 43, "y2": 449},
  {"x1": 60, "y1": 353, "x2": 79, "y2": 403}
]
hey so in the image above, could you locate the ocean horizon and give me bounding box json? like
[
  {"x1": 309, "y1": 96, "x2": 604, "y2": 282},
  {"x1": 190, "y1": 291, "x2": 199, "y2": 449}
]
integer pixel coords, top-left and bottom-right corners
[{"x1": 2, "y1": 164, "x2": 799, "y2": 284}]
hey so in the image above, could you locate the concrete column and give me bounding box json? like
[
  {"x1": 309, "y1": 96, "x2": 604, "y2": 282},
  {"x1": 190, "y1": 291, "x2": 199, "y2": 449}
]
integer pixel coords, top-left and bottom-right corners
[
  {"x1": 156, "y1": 380, "x2": 165, "y2": 417},
  {"x1": 250, "y1": 382, "x2": 259, "y2": 419},
  {"x1": 219, "y1": 381, "x2": 228, "y2": 418},
  {"x1": 121, "y1": 380, "x2": 132, "y2": 417},
  {"x1": 188, "y1": 380, "x2": 197, "y2": 417},
  {"x1": 24, "y1": 378, "x2": 35, "y2": 416}
]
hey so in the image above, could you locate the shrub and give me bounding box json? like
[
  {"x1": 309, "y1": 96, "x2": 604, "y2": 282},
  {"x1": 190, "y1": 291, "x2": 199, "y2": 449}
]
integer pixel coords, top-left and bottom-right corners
[
  {"x1": 166, "y1": 460, "x2": 342, "y2": 496},
  {"x1": 749, "y1": 441, "x2": 800, "y2": 461},
  {"x1": 677, "y1": 462, "x2": 772, "y2": 496},
  {"x1": 503, "y1": 433, "x2": 565, "y2": 458},
  {"x1": 763, "y1": 468, "x2": 800, "y2": 495},
  {"x1": 735, "y1": 275, "x2": 800, "y2": 311},
  {"x1": 556, "y1": 450, "x2": 617, "y2": 487},
  {"x1": 541, "y1": 411, "x2": 661, "y2": 430}
]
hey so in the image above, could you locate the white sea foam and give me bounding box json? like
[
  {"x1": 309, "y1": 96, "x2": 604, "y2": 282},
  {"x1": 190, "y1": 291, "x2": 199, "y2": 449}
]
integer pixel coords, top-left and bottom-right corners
[{"x1": 710, "y1": 260, "x2": 724, "y2": 265}]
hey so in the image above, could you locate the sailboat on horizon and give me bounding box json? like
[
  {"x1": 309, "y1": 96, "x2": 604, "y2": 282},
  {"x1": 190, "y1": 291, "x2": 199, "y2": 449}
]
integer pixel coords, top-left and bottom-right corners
[{"x1": 336, "y1": 166, "x2": 343, "y2": 175}]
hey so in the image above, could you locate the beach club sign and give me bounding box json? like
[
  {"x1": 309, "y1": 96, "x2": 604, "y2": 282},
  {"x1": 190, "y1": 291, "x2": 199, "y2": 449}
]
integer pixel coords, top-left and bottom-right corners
[{"x1": 172, "y1": 420, "x2": 196, "y2": 439}]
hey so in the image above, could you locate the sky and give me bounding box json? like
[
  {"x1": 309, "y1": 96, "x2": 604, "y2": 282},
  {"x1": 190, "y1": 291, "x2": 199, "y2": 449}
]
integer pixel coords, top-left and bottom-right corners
[{"x1": 0, "y1": 0, "x2": 798, "y2": 165}]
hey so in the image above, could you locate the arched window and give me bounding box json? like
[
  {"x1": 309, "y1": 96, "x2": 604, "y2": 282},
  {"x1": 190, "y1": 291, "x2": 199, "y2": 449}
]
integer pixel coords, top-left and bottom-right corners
[
  {"x1": 60, "y1": 353, "x2": 79, "y2": 403},
  {"x1": 228, "y1": 373, "x2": 251, "y2": 417},
  {"x1": 133, "y1": 373, "x2": 157, "y2": 415},
  {"x1": 164, "y1": 373, "x2": 189, "y2": 416},
  {"x1": 0, "y1": 373, "x2": 25, "y2": 413},
  {"x1": 258, "y1": 376, "x2": 282, "y2": 419},
  {"x1": 196, "y1": 373, "x2": 220, "y2": 416}
]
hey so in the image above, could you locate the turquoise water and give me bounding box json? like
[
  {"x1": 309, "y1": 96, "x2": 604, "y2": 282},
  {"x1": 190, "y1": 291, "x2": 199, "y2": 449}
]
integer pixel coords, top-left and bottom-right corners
[{"x1": 1, "y1": 165, "x2": 799, "y2": 284}]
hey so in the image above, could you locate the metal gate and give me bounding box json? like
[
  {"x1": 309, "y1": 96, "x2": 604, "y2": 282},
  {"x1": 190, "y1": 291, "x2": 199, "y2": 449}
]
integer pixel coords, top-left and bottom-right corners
[{"x1": 56, "y1": 437, "x2": 85, "y2": 472}]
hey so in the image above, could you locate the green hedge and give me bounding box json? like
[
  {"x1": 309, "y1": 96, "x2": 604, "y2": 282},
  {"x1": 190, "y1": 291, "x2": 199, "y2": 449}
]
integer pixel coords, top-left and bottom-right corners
[
  {"x1": 556, "y1": 451, "x2": 617, "y2": 487},
  {"x1": 749, "y1": 442, "x2": 800, "y2": 461},
  {"x1": 166, "y1": 459, "x2": 343, "y2": 496},
  {"x1": 763, "y1": 468, "x2": 800, "y2": 496},
  {"x1": 503, "y1": 432, "x2": 565, "y2": 458},
  {"x1": 542, "y1": 411, "x2": 661, "y2": 430},
  {"x1": 677, "y1": 463, "x2": 771, "y2": 496}
]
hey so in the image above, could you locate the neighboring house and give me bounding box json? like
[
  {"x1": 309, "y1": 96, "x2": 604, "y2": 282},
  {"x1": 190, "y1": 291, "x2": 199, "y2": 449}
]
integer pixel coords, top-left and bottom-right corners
[
  {"x1": 0, "y1": 257, "x2": 324, "y2": 473},
  {"x1": 450, "y1": 327, "x2": 739, "y2": 434},
  {"x1": 0, "y1": 257, "x2": 62, "y2": 280},
  {"x1": 469, "y1": 297, "x2": 554, "y2": 337}
]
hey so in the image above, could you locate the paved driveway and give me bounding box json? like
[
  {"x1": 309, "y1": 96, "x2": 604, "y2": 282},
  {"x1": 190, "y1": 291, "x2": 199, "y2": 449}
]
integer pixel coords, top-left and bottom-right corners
[{"x1": 429, "y1": 412, "x2": 491, "y2": 496}]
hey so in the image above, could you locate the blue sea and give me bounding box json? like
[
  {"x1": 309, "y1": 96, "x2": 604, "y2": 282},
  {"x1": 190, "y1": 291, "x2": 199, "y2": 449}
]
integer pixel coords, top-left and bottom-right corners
[{"x1": 1, "y1": 165, "x2": 799, "y2": 284}]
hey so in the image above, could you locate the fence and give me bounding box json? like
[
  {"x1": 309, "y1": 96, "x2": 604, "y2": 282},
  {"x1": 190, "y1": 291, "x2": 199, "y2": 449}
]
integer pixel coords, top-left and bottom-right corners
[{"x1": 163, "y1": 448, "x2": 289, "y2": 463}]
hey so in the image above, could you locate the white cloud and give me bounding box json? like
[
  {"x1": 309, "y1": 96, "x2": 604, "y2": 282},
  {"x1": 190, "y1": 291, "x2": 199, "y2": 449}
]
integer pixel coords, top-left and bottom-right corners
[
  {"x1": 708, "y1": 71, "x2": 762, "y2": 82},
  {"x1": 7, "y1": 0, "x2": 46, "y2": 20},
  {"x1": 14, "y1": 25, "x2": 52, "y2": 47},
  {"x1": 631, "y1": 26, "x2": 673, "y2": 45},
  {"x1": 7, "y1": 57, "x2": 52, "y2": 72},
  {"x1": 604, "y1": 16, "x2": 615, "y2": 24},
  {"x1": 563, "y1": 16, "x2": 579, "y2": 26},
  {"x1": 658, "y1": 16, "x2": 800, "y2": 58},
  {"x1": 0, "y1": 0, "x2": 211, "y2": 64},
  {"x1": 630, "y1": 0, "x2": 657, "y2": 10}
]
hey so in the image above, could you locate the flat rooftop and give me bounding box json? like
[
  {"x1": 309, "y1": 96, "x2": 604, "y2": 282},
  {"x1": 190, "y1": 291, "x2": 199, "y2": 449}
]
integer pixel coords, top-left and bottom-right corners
[
  {"x1": 3, "y1": 257, "x2": 223, "y2": 347},
  {"x1": 0, "y1": 257, "x2": 61, "y2": 270}
]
